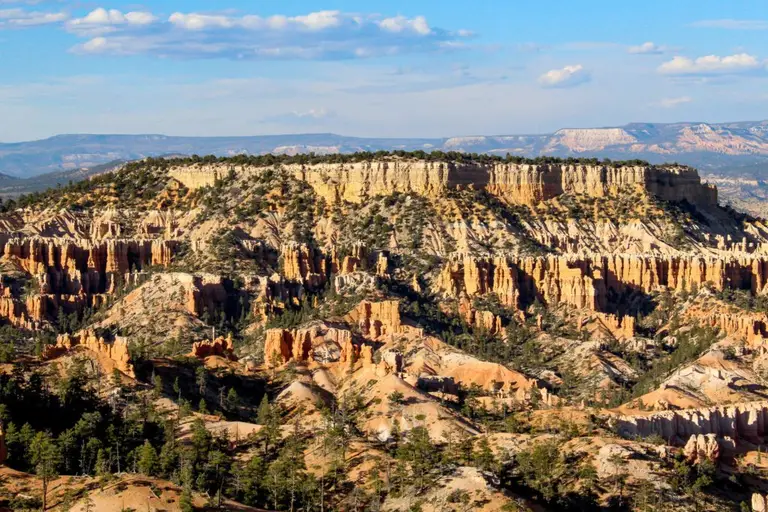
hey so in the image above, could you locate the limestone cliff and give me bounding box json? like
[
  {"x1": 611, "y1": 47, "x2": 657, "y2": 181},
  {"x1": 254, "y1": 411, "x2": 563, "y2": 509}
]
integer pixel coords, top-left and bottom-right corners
[
  {"x1": 615, "y1": 400, "x2": 768, "y2": 441},
  {"x1": 264, "y1": 323, "x2": 355, "y2": 368},
  {"x1": 44, "y1": 330, "x2": 135, "y2": 378},
  {"x1": 437, "y1": 254, "x2": 768, "y2": 313},
  {"x1": 166, "y1": 160, "x2": 717, "y2": 207},
  {"x1": 345, "y1": 300, "x2": 404, "y2": 337},
  {"x1": 189, "y1": 334, "x2": 236, "y2": 360}
]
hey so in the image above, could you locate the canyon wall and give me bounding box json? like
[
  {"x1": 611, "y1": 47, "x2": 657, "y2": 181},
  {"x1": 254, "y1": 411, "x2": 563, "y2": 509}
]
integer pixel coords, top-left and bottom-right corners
[
  {"x1": 264, "y1": 323, "x2": 355, "y2": 368},
  {"x1": 168, "y1": 161, "x2": 717, "y2": 207},
  {"x1": 44, "y1": 330, "x2": 135, "y2": 378},
  {"x1": 437, "y1": 254, "x2": 768, "y2": 310},
  {"x1": 0, "y1": 237, "x2": 175, "y2": 295},
  {"x1": 0, "y1": 237, "x2": 176, "y2": 327},
  {"x1": 615, "y1": 400, "x2": 768, "y2": 442}
]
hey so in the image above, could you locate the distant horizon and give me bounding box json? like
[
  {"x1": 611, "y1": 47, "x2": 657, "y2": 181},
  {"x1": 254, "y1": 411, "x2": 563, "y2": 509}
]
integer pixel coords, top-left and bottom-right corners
[{"x1": 5, "y1": 117, "x2": 768, "y2": 145}]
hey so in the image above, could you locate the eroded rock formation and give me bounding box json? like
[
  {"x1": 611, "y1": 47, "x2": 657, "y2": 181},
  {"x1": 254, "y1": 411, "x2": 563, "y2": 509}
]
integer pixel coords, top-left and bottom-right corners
[
  {"x1": 170, "y1": 161, "x2": 716, "y2": 207},
  {"x1": 754, "y1": 494, "x2": 768, "y2": 512},
  {"x1": 346, "y1": 300, "x2": 404, "y2": 337},
  {"x1": 264, "y1": 323, "x2": 354, "y2": 368},
  {"x1": 683, "y1": 434, "x2": 721, "y2": 464},
  {"x1": 189, "y1": 334, "x2": 236, "y2": 360},
  {"x1": 438, "y1": 254, "x2": 768, "y2": 315},
  {"x1": 43, "y1": 330, "x2": 135, "y2": 378},
  {"x1": 615, "y1": 400, "x2": 768, "y2": 442},
  {"x1": 0, "y1": 237, "x2": 177, "y2": 327}
]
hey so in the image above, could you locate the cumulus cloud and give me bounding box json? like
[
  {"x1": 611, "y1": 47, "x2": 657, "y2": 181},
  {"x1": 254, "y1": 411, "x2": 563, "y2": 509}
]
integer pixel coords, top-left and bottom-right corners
[
  {"x1": 67, "y1": 8, "x2": 468, "y2": 60},
  {"x1": 538, "y1": 64, "x2": 590, "y2": 88},
  {"x1": 379, "y1": 15, "x2": 431, "y2": 35},
  {"x1": 658, "y1": 53, "x2": 765, "y2": 75},
  {"x1": 67, "y1": 8, "x2": 157, "y2": 35},
  {"x1": 0, "y1": 7, "x2": 67, "y2": 27},
  {"x1": 628, "y1": 42, "x2": 665, "y2": 55},
  {"x1": 654, "y1": 96, "x2": 693, "y2": 108},
  {"x1": 691, "y1": 19, "x2": 768, "y2": 30}
]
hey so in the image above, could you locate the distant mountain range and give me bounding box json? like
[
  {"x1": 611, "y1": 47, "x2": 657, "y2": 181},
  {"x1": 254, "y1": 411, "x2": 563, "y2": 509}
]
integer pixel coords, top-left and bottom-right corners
[{"x1": 3, "y1": 121, "x2": 768, "y2": 183}]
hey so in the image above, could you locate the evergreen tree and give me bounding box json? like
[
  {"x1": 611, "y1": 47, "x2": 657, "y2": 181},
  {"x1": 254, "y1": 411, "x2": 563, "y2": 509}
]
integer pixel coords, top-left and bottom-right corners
[
  {"x1": 138, "y1": 440, "x2": 158, "y2": 476},
  {"x1": 31, "y1": 431, "x2": 61, "y2": 511}
]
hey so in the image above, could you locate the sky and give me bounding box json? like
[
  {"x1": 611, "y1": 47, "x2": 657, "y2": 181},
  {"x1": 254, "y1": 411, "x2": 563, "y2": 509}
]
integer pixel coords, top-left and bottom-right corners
[{"x1": 1, "y1": 0, "x2": 768, "y2": 142}]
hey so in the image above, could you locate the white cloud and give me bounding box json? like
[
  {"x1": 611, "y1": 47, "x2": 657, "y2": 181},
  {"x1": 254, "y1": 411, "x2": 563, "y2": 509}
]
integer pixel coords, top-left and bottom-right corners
[
  {"x1": 538, "y1": 64, "x2": 590, "y2": 88},
  {"x1": 658, "y1": 53, "x2": 765, "y2": 75},
  {"x1": 379, "y1": 15, "x2": 431, "y2": 35},
  {"x1": 0, "y1": 7, "x2": 67, "y2": 27},
  {"x1": 654, "y1": 96, "x2": 693, "y2": 108},
  {"x1": 67, "y1": 8, "x2": 158, "y2": 35},
  {"x1": 168, "y1": 10, "x2": 345, "y2": 31},
  {"x1": 692, "y1": 19, "x2": 768, "y2": 30},
  {"x1": 69, "y1": 9, "x2": 466, "y2": 60},
  {"x1": 628, "y1": 42, "x2": 665, "y2": 55},
  {"x1": 168, "y1": 13, "x2": 235, "y2": 30}
]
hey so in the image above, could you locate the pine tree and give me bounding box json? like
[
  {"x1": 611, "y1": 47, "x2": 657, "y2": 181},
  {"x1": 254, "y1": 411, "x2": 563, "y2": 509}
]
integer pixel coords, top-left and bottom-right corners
[
  {"x1": 138, "y1": 440, "x2": 158, "y2": 476},
  {"x1": 153, "y1": 374, "x2": 163, "y2": 398},
  {"x1": 31, "y1": 431, "x2": 61, "y2": 511},
  {"x1": 472, "y1": 437, "x2": 497, "y2": 473},
  {"x1": 226, "y1": 388, "x2": 241, "y2": 413}
]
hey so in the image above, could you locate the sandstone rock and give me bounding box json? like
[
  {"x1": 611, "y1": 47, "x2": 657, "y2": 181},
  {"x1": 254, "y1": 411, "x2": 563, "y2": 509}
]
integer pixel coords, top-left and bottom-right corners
[
  {"x1": 346, "y1": 300, "x2": 403, "y2": 338},
  {"x1": 360, "y1": 345, "x2": 374, "y2": 367},
  {"x1": 436, "y1": 254, "x2": 768, "y2": 326},
  {"x1": 753, "y1": 493, "x2": 767, "y2": 512},
  {"x1": 43, "y1": 329, "x2": 135, "y2": 378},
  {"x1": 169, "y1": 160, "x2": 717, "y2": 207},
  {"x1": 683, "y1": 434, "x2": 720, "y2": 464},
  {"x1": 281, "y1": 242, "x2": 328, "y2": 288},
  {"x1": 615, "y1": 400, "x2": 768, "y2": 442},
  {"x1": 264, "y1": 323, "x2": 354, "y2": 369},
  {"x1": 189, "y1": 334, "x2": 236, "y2": 360},
  {"x1": 0, "y1": 237, "x2": 176, "y2": 326}
]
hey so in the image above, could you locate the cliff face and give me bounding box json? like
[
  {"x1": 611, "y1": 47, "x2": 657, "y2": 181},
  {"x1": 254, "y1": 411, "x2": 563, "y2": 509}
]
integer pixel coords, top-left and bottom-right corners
[
  {"x1": 0, "y1": 237, "x2": 175, "y2": 295},
  {"x1": 0, "y1": 237, "x2": 177, "y2": 327},
  {"x1": 345, "y1": 300, "x2": 404, "y2": 338},
  {"x1": 437, "y1": 254, "x2": 768, "y2": 312},
  {"x1": 44, "y1": 330, "x2": 135, "y2": 377},
  {"x1": 615, "y1": 400, "x2": 768, "y2": 441},
  {"x1": 167, "y1": 161, "x2": 716, "y2": 207},
  {"x1": 264, "y1": 323, "x2": 355, "y2": 368},
  {"x1": 189, "y1": 334, "x2": 236, "y2": 360}
]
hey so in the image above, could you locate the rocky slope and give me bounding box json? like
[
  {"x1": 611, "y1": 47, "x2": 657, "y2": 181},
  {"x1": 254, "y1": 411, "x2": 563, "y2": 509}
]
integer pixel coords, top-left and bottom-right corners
[{"x1": 1, "y1": 152, "x2": 768, "y2": 511}]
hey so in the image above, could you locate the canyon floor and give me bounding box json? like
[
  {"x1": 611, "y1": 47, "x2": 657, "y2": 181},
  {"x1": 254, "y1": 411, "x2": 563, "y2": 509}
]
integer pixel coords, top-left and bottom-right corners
[{"x1": 2, "y1": 153, "x2": 768, "y2": 511}]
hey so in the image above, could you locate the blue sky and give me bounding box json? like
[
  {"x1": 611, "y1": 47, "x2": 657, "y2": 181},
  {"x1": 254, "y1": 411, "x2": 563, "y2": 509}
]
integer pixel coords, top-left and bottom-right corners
[{"x1": 1, "y1": 0, "x2": 768, "y2": 141}]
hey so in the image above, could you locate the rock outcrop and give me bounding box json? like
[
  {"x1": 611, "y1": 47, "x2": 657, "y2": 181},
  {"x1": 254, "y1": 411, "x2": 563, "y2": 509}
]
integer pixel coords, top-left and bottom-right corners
[
  {"x1": 683, "y1": 434, "x2": 721, "y2": 464},
  {"x1": 182, "y1": 274, "x2": 228, "y2": 318},
  {"x1": 167, "y1": 160, "x2": 717, "y2": 207},
  {"x1": 264, "y1": 323, "x2": 354, "y2": 368},
  {"x1": 0, "y1": 237, "x2": 175, "y2": 294},
  {"x1": 754, "y1": 494, "x2": 768, "y2": 512},
  {"x1": 43, "y1": 330, "x2": 135, "y2": 378},
  {"x1": 189, "y1": 334, "x2": 236, "y2": 360},
  {"x1": 346, "y1": 300, "x2": 404, "y2": 337},
  {"x1": 0, "y1": 237, "x2": 177, "y2": 327},
  {"x1": 437, "y1": 254, "x2": 768, "y2": 317},
  {"x1": 615, "y1": 400, "x2": 768, "y2": 442}
]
